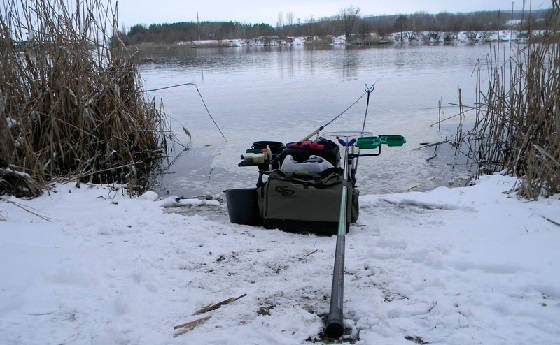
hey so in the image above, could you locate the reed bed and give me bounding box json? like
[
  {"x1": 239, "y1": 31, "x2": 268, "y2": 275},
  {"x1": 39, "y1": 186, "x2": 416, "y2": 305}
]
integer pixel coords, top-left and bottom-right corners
[
  {"x1": 0, "y1": 0, "x2": 172, "y2": 196},
  {"x1": 454, "y1": 3, "x2": 560, "y2": 199}
]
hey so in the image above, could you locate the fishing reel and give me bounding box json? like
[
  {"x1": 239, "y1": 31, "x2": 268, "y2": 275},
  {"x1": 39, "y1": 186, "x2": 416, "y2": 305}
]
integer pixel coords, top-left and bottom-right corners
[{"x1": 238, "y1": 141, "x2": 284, "y2": 168}]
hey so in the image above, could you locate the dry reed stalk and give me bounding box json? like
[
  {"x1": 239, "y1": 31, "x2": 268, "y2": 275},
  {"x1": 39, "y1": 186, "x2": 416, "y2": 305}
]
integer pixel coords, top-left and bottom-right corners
[
  {"x1": 173, "y1": 315, "x2": 211, "y2": 337},
  {"x1": 192, "y1": 294, "x2": 247, "y2": 316},
  {"x1": 0, "y1": 0, "x2": 174, "y2": 195},
  {"x1": 453, "y1": 2, "x2": 560, "y2": 198},
  {"x1": 1, "y1": 198, "x2": 51, "y2": 221}
]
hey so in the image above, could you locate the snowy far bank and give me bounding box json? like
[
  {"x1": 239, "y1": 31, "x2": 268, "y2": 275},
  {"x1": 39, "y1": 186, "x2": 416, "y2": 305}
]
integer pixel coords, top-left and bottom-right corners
[
  {"x1": 170, "y1": 30, "x2": 541, "y2": 48},
  {"x1": 1, "y1": 175, "x2": 559, "y2": 345}
]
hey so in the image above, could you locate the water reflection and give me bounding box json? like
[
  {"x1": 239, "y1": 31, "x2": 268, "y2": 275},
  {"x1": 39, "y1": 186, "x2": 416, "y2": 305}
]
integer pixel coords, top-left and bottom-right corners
[
  {"x1": 342, "y1": 49, "x2": 358, "y2": 80},
  {"x1": 277, "y1": 47, "x2": 296, "y2": 79}
]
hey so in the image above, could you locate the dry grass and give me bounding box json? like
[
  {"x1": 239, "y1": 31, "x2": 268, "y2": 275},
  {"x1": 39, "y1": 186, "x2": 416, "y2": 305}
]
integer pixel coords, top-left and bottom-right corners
[
  {"x1": 0, "y1": 0, "x2": 172, "y2": 195},
  {"x1": 454, "y1": 3, "x2": 560, "y2": 198}
]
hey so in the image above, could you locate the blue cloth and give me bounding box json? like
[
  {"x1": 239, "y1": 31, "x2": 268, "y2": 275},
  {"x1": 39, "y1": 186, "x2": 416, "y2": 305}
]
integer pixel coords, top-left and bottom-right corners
[{"x1": 337, "y1": 138, "x2": 356, "y2": 147}]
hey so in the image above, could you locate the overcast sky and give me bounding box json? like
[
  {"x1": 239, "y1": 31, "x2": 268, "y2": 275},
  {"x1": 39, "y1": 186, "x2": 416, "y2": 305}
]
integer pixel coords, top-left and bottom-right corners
[{"x1": 117, "y1": 0, "x2": 551, "y2": 28}]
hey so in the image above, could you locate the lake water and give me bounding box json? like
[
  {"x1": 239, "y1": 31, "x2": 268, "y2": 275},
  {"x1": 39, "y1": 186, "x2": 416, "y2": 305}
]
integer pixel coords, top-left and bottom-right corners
[{"x1": 139, "y1": 44, "x2": 498, "y2": 198}]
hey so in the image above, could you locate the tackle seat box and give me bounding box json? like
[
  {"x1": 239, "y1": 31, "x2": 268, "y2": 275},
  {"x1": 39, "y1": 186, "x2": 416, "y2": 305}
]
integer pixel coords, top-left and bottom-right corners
[{"x1": 257, "y1": 169, "x2": 358, "y2": 235}]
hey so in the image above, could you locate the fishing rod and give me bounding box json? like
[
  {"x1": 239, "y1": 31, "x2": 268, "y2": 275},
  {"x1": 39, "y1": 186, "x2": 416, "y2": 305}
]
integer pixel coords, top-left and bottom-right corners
[
  {"x1": 325, "y1": 133, "x2": 352, "y2": 338},
  {"x1": 324, "y1": 129, "x2": 377, "y2": 339},
  {"x1": 301, "y1": 83, "x2": 377, "y2": 142},
  {"x1": 361, "y1": 84, "x2": 375, "y2": 135},
  {"x1": 354, "y1": 84, "x2": 375, "y2": 174},
  {"x1": 325, "y1": 131, "x2": 408, "y2": 339},
  {"x1": 325, "y1": 84, "x2": 399, "y2": 339},
  {"x1": 301, "y1": 90, "x2": 368, "y2": 141}
]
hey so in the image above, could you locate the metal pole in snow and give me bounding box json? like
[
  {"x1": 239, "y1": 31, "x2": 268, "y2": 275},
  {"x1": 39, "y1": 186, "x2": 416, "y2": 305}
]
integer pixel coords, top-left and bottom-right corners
[{"x1": 325, "y1": 142, "x2": 349, "y2": 338}]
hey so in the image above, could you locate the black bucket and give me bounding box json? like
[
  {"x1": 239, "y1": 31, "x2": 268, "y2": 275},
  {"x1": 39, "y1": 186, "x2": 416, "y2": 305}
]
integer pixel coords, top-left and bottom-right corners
[{"x1": 224, "y1": 188, "x2": 261, "y2": 226}]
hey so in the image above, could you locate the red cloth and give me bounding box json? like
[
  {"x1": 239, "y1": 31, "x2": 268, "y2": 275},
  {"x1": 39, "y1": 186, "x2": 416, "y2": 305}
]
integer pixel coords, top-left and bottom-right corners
[{"x1": 286, "y1": 140, "x2": 325, "y2": 150}]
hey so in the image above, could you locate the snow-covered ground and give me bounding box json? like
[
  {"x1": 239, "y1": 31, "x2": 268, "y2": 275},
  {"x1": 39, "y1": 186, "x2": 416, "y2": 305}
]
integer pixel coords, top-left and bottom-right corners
[{"x1": 1, "y1": 175, "x2": 559, "y2": 345}]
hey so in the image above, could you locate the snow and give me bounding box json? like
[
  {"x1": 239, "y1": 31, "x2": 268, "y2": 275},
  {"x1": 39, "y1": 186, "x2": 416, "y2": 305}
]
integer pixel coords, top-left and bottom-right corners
[
  {"x1": 140, "y1": 190, "x2": 158, "y2": 201},
  {"x1": 332, "y1": 35, "x2": 346, "y2": 45},
  {"x1": 6, "y1": 117, "x2": 18, "y2": 128},
  {"x1": 391, "y1": 30, "x2": 537, "y2": 45},
  {"x1": 291, "y1": 37, "x2": 305, "y2": 46},
  {"x1": 506, "y1": 19, "x2": 522, "y2": 26},
  {"x1": 162, "y1": 196, "x2": 221, "y2": 207},
  {"x1": 0, "y1": 168, "x2": 30, "y2": 178},
  {"x1": 1, "y1": 175, "x2": 560, "y2": 344}
]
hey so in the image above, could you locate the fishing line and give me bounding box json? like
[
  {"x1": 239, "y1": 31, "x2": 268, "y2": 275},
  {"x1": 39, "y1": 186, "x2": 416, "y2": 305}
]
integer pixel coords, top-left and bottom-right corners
[
  {"x1": 323, "y1": 91, "x2": 367, "y2": 128},
  {"x1": 143, "y1": 82, "x2": 227, "y2": 141},
  {"x1": 194, "y1": 86, "x2": 227, "y2": 141},
  {"x1": 145, "y1": 82, "x2": 196, "y2": 92}
]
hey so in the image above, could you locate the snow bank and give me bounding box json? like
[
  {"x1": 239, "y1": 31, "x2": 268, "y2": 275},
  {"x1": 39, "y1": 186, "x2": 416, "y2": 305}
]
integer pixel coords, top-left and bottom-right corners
[
  {"x1": 332, "y1": 35, "x2": 346, "y2": 45},
  {"x1": 162, "y1": 196, "x2": 221, "y2": 207},
  {"x1": 392, "y1": 30, "x2": 533, "y2": 45},
  {"x1": 1, "y1": 175, "x2": 559, "y2": 344}
]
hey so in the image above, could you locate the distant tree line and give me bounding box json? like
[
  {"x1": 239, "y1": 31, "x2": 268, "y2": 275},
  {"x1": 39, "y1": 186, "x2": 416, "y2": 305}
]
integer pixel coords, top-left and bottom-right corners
[
  {"x1": 125, "y1": 22, "x2": 274, "y2": 44},
  {"x1": 124, "y1": 8, "x2": 553, "y2": 45}
]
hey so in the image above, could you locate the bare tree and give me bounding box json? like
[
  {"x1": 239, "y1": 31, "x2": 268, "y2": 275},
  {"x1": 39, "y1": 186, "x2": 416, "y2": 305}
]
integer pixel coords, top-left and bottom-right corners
[
  {"x1": 286, "y1": 12, "x2": 294, "y2": 26},
  {"x1": 395, "y1": 15, "x2": 408, "y2": 41},
  {"x1": 276, "y1": 12, "x2": 284, "y2": 29},
  {"x1": 340, "y1": 7, "x2": 360, "y2": 41},
  {"x1": 357, "y1": 19, "x2": 371, "y2": 40}
]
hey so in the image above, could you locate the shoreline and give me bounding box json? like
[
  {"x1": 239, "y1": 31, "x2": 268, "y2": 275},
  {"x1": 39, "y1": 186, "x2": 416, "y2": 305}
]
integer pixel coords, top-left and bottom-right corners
[{"x1": 127, "y1": 29, "x2": 538, "y2": 51}]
